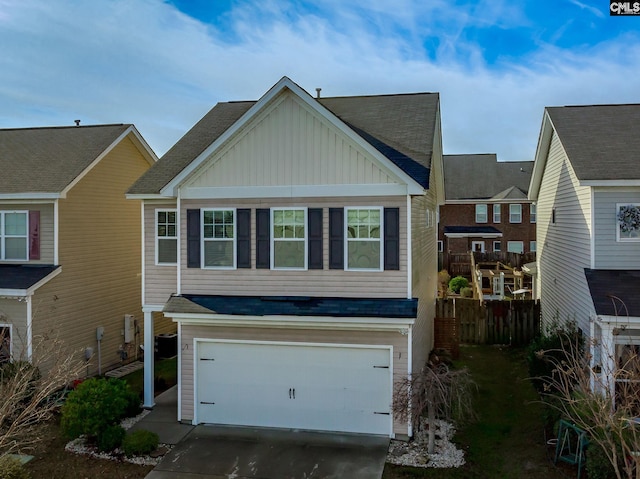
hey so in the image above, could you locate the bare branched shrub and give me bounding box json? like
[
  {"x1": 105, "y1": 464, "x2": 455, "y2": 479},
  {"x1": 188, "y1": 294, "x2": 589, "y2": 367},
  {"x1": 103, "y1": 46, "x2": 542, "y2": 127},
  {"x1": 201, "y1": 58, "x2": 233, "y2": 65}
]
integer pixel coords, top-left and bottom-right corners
[
  {"x1": 393, "y1": 359, "x2": 476, "y2": 453},
  {"x1": 0, "y1": 331, "x2": 84, "y2": 455}
]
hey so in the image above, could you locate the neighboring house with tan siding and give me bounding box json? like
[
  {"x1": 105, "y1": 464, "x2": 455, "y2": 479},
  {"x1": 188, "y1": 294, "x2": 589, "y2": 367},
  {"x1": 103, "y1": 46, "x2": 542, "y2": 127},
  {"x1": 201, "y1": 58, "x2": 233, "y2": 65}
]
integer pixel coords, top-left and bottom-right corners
[
  {"x1": 0, "y1": 124, "x2": 170, "y2": 376},
  {"x1": 529, "y1": 103, "x2": 640, "y2": 401},
  {"x1": 126, "y1": 76, "x2": 444, "y2": 439}
]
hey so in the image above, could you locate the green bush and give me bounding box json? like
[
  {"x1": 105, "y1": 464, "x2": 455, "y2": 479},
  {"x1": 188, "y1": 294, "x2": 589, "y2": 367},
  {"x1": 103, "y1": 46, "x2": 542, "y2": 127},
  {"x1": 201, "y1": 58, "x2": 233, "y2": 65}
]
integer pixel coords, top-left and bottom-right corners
[
  {"x1": 97, "y1": 424, "x2": 126, "y2": 452},
  {"x1": 60, "y1": 377, "x2": 140, "y2": 439},
  {"x1": 460, "y1": 287, "x2": 473, "y2": 298},
  {"x1": 0, "y1": 455, "x2": 31, "y2": 479},
  {"x1": 448, "y1": 276, "x2": 469, "y2": 294},
  {"x1": 122, "y1": 429, "x2": 159, "y2": 457},
  {"x1": 586, "y1": 443, "x2": 617, "y2": 479}
]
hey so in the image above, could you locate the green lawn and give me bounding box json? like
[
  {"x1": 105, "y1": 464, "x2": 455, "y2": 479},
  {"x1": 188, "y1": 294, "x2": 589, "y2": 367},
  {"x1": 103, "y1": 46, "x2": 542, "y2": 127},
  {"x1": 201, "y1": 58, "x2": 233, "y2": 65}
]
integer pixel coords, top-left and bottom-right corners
[
  {"x1": 383, "y1": 345, "x2": 572, "y2": 479},
  {"x1": 123, "y1": 357, "x2": 177, "y2": 398}
]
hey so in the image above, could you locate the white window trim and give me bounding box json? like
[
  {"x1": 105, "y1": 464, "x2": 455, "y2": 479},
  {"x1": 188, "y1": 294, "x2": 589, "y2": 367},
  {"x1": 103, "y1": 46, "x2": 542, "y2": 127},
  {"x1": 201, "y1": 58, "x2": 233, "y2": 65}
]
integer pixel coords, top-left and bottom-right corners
[
  {"x1": 493, "y1": 241, "x2": 501, "y2": 252},
  {"x1": 345, "y1": 206, "x2": 384, "y2": 272},
  {"x1": 155, "y1": 208, "x2": 178, "y2": 266},
  {"x1": 507, "y1": 241, "x2": 524, "y2": 254},
  {"x1": 493, "y1": 204, "x2": 501, "y2": 223},
  {"x1": 271, "y1": 207, "x2": 307, "y2": 271},
  {"x1": 509, "y1": 204, "x2": 522, "y2": 223},
  {"x1": 0, "y1": 210, "x2": 29, "y2": 261},
  {"x1": 201, "y1": 208, "x2": 237, "y2": 270},
  {"x1": 616, "y1": 203, "x2": 640, "y2": 242},
  {"x1": 475, "y1": 204, "x2": 488, "y2": 224},
  {"x1": 530, "y1": 204, "x2": 536, "y2": 224},
  {"x1": 0, "y1": 323, "x2": 12, "y2": 362},
  {"x1": 437, "y1": 240, "x2": 443, "y2": 253}
]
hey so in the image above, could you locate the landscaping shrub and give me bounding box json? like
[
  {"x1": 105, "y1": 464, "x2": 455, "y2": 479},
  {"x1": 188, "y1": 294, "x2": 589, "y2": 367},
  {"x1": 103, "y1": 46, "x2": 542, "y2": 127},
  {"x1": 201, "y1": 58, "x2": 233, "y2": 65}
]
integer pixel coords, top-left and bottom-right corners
[
  {"x1": 122, "y1": 429, "x2": 159, "y2": 457},
  {"x1": 448, "y1": 276, "x2": 469, "y2": 294},
  {"x1": 586, "y1": 443, "x2": 617, "y2": 479},
  {"x1": 0, "y1": 455, "x2": 30, "y2": 479},
  {"x1": 460, "y1": 286, "x2": 473, "y2": 298},
  {"x1": 97, "y1": 424, "x2": 126, "y2": 452},
  {"x1": 60, "y1": 377, "x2": 140, "y2": 439}
]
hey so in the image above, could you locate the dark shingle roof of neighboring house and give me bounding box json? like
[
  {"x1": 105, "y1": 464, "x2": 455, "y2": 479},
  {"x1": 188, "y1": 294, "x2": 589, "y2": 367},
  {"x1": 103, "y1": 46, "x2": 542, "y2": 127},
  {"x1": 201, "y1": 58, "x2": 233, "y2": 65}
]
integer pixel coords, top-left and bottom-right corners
[
  {"x1": 164, "y1": 294, "x2": 418, "y2": 318},
  {"x1": 443, "y1": 226, "x2": 502, "y2": 236},
  {"x1": 0, "y1": 265, "x2": 60, "y2": 290},
  {"x1": 585, "y1": 269, "x2": 640, "y2": 317},
  {"x1": 547, "y1": 104, "x2": 640, "y2": 181},
  {"x1": 128, "y1": 90, "x2": 439, "y2": 195},
  {"x1": 443, "y1": 154, "x2": 532, "y2": 200},
  {"x1": 0, "y1": 124, "x2": 132, "y2": 194}
]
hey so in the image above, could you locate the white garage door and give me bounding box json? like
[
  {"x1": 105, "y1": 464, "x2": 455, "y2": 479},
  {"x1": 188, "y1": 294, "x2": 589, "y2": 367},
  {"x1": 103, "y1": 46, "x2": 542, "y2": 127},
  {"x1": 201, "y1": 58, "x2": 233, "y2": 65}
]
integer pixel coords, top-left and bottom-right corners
[{"x1": 195, "y1": 340, "x2": 392, "y2": 436}]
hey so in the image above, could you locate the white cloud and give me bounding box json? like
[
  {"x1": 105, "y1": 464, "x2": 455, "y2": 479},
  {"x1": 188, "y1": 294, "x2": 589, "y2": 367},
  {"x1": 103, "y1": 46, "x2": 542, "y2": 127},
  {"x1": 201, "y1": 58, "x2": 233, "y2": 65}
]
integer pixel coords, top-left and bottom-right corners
[{"x1": 0, "y1": 0, "x2": 638, "y2": 161}]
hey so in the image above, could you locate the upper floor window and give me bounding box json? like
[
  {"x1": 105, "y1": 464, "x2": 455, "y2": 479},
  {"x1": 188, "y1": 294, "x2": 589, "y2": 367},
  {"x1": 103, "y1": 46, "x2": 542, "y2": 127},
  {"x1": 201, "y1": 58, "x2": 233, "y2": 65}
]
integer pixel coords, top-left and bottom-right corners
[
  {"x1": 0, "y1": 211, "x2": 28, "y2": 261},
  {"x1": 530, "y1": 204, "x2": 537, "y2": 223},
  {"x1": 346, "y1": 208, "x2": 382, "y2": 270},
  {"x1": 509, "y1": 204, "x2": 522, "y2": 223},
  {"x1": 617, "y1": 204, "x2": 640, "y2": 242},
  {"x1": 493, "y1": 204, "x2": 501, "y2": 223},
  {"x1": 156, "y1": 210, "x2": 177, "y2": 265},
  {"x1": 203, "y1": 209, "x2": 235, "y2": 268},
  {"x1": 272, "y1": 208, "x2": 306, "y2": 269},
  {"x1": 475, "y1": 204, "x2": 488, "y2": 223}
]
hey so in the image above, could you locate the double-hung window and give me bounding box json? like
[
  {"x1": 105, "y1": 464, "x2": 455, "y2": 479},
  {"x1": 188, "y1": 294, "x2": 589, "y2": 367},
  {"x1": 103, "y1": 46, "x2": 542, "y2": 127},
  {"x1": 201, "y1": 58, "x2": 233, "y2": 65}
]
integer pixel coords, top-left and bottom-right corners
[
  {"x1": 0, "y1": 211, "x2": 28, "y2": 261},
  {"x1": 475, "y1": 204, "x2": 488, "y2": 223},
  {"x1": 530, "y1": 204, "x2": 537, "y2": 223},
  {"x1": 203, "y1": 209, "x2": 235, "y2": 268},
  {"x1": 346, "y1": 208, "x2": 382, "y2": 270},
  {"x1": 493, "y1": 204, "x2": 501, "y2": 223},
  {"x1": 507, "y1": 241, "x2": 524, "y2": 254},
  {"x1": 156, "y1": 210, "x2": 177, "y2": 265},
  {"x1": 272, "y1": 208, "x2": 306, "y2": 269},
  {"x1": 510, "y1": 204, "x2": 522, "y2": 223}
]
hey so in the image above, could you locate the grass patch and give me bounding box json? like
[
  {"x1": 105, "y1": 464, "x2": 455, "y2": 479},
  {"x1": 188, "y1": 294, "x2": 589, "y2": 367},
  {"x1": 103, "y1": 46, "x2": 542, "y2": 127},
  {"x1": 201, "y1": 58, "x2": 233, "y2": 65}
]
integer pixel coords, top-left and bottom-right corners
[
  {"x1": 122, "y1": 357, "x2": 177, "y2": 398},
  {"x1": 383, "y1": 345, "x2": 570, "y2": 479}
]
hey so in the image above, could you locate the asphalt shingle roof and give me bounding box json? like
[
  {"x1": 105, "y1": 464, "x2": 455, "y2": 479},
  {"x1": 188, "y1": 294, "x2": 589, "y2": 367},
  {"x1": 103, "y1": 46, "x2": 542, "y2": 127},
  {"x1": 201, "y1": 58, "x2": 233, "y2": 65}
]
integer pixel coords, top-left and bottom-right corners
[
  {"x1": 0, "y1": 265, "x2": 60, "y2": 290},
  {"x1": 164, "y1": 294, "x2": 418, "y2": 319},
  {"x1": 443, "y1": 154, "x2": 533, "y2": 200},
  {"x1": 443, "y1": 226, "x2": 502, "y2": 235},
  {"x1": 128, "y1": 91, "x2": 439, "y2": 195},
  {"x1": 0, "y1": 125, "x2": 131, "y2": 194},
  {"x1": 585, "y1": 269, "x2": 640, "y2": 318},
  {"x1": 547, "y1": 104, "x2": 640, "y2": 181}
]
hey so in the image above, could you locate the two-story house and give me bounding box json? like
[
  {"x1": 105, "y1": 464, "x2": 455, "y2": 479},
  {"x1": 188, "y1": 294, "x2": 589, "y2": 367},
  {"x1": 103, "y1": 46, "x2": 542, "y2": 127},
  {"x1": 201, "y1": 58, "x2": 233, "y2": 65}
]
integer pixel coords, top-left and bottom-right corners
[
  {"x1": 126, "y1": 77, "x2": 444, "y2": 438},
  {"x1": 0, "y1": 124, "x2": 173, "y2": 375},
  {"x1": 529, "y1": 103, "x2": 640, "y2": 398},
  {"x1": 439, "y1": 154, "x2": 536, "y2": 259}
]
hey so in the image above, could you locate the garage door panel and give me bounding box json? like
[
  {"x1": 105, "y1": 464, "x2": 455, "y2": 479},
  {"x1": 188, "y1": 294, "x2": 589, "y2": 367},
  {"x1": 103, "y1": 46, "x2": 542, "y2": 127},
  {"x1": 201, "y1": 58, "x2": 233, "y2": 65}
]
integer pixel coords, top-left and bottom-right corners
[{"x1": 196, "y1": 341, "x2": 392, "y2": 435}]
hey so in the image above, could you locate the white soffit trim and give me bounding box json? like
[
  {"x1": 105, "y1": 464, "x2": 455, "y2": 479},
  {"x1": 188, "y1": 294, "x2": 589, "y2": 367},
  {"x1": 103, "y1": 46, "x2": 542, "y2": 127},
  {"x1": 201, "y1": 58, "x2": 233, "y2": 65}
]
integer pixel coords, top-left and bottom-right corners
[
  {"x1": 581, "y1": 180, "x2": 640, "y2": 187},
  {"x1": 160, "y1": 76, "x2": 425, "y2": 197},
  {"x1": 181, "y1": 184, "x2": 409, "y2": 199},
  {"x1": 444, "y1": 232, "x2": 502, "y2": 238},
  {"x1": 166, "y1": 312, "x2": 414, "y2": 331},
  {"x1": 0, "y1": 193, "x2": 61, "y2": 200}
]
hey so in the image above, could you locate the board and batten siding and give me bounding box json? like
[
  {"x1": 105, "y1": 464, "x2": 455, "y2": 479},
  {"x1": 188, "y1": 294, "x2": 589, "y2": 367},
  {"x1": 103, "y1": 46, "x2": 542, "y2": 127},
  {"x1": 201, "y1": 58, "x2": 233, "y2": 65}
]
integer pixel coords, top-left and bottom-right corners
[
  {"x1": 185, "y1": 93, "x2": 399, "y2": 189},
  {"x1": 0, "y1": 298, "x2": 28, "y2": 360},
  {"x1": 143, "y1": 202, "x2": 178, "y2": 305},
  {"x1": 593, "y1": 189, "x2": 640, "y2": 269},
  {"x1": 179, "y1": 324, "x2": 409, "y2": 436},
  {"x1": 31, "y1": 137, "x2": 152, "y2": 375},
  {"x1": 179, "y1": 196, "x2": 408, "y2": 298},
  {"x1": 536, "y1": 130, "x2": 594, "y2": 333},
  {"x1": 0, "y1": 202, "x2": 54, "y2": 264}
]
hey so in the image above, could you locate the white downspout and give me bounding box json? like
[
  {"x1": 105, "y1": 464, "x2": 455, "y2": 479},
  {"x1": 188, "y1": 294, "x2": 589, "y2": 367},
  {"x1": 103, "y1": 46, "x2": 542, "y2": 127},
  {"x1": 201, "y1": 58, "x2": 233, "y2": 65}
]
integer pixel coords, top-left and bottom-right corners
[
  {"x1": 26, "y1": 295, "x2": 33, "y2": 362},
  {"x1": 407, "y1": 325, "x2": 413, "y2": 438},
  {"x1": 142, "y1": 309, "x2": 155, "y2": 408},
  {"x1": 407, "y1": 196, "x2": 412, "y2": 299},
  {"x1": 53, "y1": 200, "x2": 59, "y2": 265},
  {"x1": 177, "y1": 191, "x2": 182, "y2": 296}
]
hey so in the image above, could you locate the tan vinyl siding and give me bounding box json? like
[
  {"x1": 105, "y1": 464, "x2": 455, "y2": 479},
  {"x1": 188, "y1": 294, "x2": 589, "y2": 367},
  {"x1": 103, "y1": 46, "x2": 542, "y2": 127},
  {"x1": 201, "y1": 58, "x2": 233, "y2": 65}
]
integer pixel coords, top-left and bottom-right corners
[
  {"x1": 593, "y1": 189, "x2": 640, "y2": 269},
  {"x1": 179, "y1": 324, "x2": 409, "y2": 436},
  {"x1": 180, "y1": 196, "x2": 408, "y2": 298},
  {"x1": 185, "y1": 93, "x2": 398, "y2": 190},
  {"x1": 536, "y1": 131, "x2": 594, "y2": 333},
  {"x1": 143, "y1": 202, "x2": 178, "y2": 305},
  {"x1": 0, "y1": 202, "x2": 54, "y2": 264},
  {"x1": 0, "y1": 298, "x2": 28, "y2": 360},
  {"x1": 31, "y1": 137, "x2": 152, "y2": 375}
]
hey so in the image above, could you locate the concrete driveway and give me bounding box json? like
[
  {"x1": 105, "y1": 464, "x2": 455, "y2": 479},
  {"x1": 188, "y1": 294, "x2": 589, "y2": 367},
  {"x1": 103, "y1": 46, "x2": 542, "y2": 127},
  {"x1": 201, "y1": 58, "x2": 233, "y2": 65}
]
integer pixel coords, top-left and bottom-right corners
[{"x1": 145, "y1": 425, "x2": 388, "y2": 479}]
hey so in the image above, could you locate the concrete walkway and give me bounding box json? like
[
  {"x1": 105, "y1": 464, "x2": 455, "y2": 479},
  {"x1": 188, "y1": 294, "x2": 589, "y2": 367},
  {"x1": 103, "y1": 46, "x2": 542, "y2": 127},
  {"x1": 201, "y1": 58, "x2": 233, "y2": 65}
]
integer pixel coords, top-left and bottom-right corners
[{"x1": 133, "y1": 386, "x2": 389, "y2": 479}]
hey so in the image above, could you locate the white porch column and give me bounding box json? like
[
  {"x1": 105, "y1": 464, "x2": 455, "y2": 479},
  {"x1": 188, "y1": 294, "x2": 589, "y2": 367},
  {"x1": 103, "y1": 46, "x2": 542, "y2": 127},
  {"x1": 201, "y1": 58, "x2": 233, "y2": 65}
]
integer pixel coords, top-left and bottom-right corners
[
  {"x1": 600, "y1": 322, "x2": 617, "y2": 403},
  {"x1": 143, "y1": 310, "x2": 155, "y2": 408}
]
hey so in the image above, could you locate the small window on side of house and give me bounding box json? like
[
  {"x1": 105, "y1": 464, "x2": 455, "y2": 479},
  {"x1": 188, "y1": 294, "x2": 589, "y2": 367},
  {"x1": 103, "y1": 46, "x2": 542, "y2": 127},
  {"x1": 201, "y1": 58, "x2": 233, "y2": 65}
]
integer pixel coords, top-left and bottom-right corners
[
  {"x1": 493, "y1": 204, "x2": 501, "y2": 223},
  {"x1": 156, "y1": 209, "x2": 177, "y2": 265},
  {"x1": 493, "y1": 241, "x2": 501, "y2": 252},
  {"x1": 617, "y1": 203, "x2": 640, "y2": 242},
  {"x1": 438, "y1": 240, "x2": 443, "y2": 252},
  {"x1": 476, "y1": 204, "x2": 488, "y2": 223},
  {"x1": 530, "y1": 241, "x2": 537, "y2": 252},
  {"x1": 509, "y1": 204, "x2": 522, "y2": 223},
  {"x1": 530, "y1": 204, "x2": 537, "y2": 223}
]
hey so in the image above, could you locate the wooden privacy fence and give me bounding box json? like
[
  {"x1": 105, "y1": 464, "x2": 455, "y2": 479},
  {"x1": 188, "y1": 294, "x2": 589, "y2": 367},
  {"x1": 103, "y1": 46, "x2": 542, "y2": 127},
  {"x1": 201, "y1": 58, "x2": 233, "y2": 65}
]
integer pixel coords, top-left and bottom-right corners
[{"x1": 434, "y1": 298, "x2": 540, "y2": 357}]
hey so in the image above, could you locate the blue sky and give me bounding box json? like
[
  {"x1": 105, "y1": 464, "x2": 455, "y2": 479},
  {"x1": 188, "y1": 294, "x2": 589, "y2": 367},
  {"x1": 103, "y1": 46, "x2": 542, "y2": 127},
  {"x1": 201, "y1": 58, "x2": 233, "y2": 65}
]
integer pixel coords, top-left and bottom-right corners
[{"x1": 0, "y1": 0, "x2": 638, "y2": 161}]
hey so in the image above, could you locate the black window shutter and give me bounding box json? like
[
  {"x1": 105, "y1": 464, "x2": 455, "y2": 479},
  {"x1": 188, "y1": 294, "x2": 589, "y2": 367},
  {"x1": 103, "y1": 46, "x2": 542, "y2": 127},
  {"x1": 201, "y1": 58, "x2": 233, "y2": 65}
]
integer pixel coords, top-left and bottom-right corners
[
  {"x1": 256, "y1": 209, "x2": 270, "y2": 269},
  {"x1": 329, "y1": 208, "x2": 344, "y2": 269},
  {"x1": 187, "y1": 209, "x2": 201, "y2": 268},
  {"x1": 236, "y1": 209, "x2": 251, "y2": 268},
  {"x1": 384, "y1": 207, "x2": 400, "y2": 270},
  {"x1": 308, "y1": 208, "x2": 323, "y2": 269}
]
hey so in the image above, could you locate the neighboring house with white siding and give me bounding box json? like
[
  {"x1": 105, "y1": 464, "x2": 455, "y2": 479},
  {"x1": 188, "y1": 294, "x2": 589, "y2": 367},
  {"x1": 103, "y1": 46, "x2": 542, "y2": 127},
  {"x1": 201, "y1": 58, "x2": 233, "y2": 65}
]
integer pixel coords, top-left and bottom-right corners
[
  {"x1": 126, "y1": 76, "x2": 444, "y2": 439},
  {"x1": 529, "y1": 103, "x2": 640, "y2": 398},
  {"x1": 0, "y1": 124, "x2": 169, "y2": 376}
]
